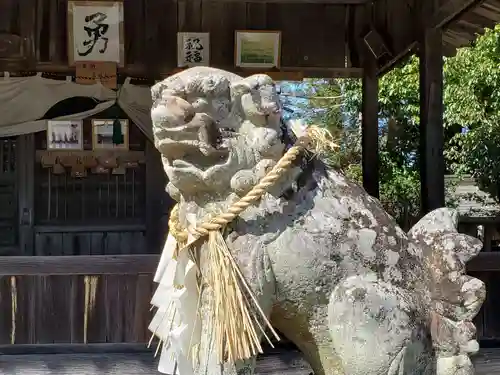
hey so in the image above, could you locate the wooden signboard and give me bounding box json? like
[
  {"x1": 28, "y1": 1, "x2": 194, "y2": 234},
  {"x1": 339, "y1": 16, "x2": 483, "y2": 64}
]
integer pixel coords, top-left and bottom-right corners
[{"x1": 75, "y1": 61, "x2": 117, "y2": 89}]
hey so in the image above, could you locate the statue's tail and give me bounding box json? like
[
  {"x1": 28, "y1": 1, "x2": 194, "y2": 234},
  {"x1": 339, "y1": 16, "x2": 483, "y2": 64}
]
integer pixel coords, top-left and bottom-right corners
[{"x1": 408, "y1": 208, "x2": 486, "y2": 375}]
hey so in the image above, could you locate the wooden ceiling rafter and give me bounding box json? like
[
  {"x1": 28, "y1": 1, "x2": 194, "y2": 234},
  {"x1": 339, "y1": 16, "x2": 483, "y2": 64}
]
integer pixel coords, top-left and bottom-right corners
[
  {"x1": 0, "y1": 0, "x2": 498, "y2": 80},
  {"x1": 378, "y1": 0, "x2": 498, "y2": 75},
  {"x1": 200, "y1": 0, "x2": 368, "y2": 3},
  {"x1": 430, "y1": 0, "x2": 486, "y2": 29}
]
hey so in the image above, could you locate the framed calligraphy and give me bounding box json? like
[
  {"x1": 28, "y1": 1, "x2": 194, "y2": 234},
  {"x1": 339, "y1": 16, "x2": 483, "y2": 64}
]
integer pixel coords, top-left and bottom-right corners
[
  {"x1": 235, "y1": 30, "x2": 281, "y2": 69},
  {"x1": 177, "y1": 32, "x2": 210, "y2": 68},
  {"x1": 91, "y1": 119, "x2": 129, "y2": 150},
  {"x1": 67, "y1": 1, "x2": 125, "y2": 66}
]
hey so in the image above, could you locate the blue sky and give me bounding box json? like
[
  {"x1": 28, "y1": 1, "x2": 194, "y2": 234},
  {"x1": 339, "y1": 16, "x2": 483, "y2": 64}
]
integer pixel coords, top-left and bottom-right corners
[{"x1": 277, "y1": 81, "x2": 312, "y2": 121}]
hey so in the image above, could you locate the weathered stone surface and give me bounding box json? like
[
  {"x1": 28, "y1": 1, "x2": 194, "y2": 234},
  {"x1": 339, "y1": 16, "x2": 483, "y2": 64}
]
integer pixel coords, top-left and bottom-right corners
[{"x1": 150, "y1": 66, "x2": 486, "y2": 375}]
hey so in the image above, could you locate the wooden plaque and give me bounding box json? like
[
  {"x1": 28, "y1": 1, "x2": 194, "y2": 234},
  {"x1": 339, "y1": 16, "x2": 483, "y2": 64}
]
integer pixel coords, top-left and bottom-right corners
[{"x1": 75, "y1": 61, "x2": 117, "y2": 89}]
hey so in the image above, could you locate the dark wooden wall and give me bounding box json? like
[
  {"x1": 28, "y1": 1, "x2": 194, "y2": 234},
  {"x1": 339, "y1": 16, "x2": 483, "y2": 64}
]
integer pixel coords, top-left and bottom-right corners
[
  {"x1": 461, "y1": 218, "x2": 500, "y2": 343},
  {"x1": 0, "y1": 0, "x2": 423, "y2": 75},
  {"x1": 0, "y1": 99, "x2": 169, "y2": 344},
  {"x1": 370, "y1": 0, "x2": 420, "y2": 58},
  {"x1": 0, "y1": 257, "x2": 156, "y2": 344},
  {"x1": 0, "y1": 138, "x2": 18, "y2": 251}
]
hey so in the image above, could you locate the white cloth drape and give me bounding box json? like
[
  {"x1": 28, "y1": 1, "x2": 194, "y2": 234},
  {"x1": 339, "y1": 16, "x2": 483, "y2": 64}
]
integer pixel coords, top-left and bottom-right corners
[
  {"x1": 0, "y1": 73, "x2": 153, "y2": 140},
  {"x1": 118, "y1": 77, "x2": 153, "y2": 140}
]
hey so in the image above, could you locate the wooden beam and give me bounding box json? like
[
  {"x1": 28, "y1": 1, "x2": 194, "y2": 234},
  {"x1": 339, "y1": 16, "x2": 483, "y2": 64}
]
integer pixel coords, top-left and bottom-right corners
[
  {"x1": 430, "y1": 0, "x2": 485, "y2": 29},
  {"x1": 467, "y1": 252, "x2": 500, "y2": 272},
  {"x1": 32, "y1": 63, "x2": 363, "y2": 78},
  {"x1": 419, "y1": 27, "x2": 445, "y2": 213},
  {"x1": 377, "y1": 42, "x2": 417, "y2": 77},
  {"x1": 202, "y1": 0, "x2": 367, "y2": 3},
  {"x1": 0, "y1": 255, "x2": 159, "y2": 276},
  {"x1": 361, "y1": 56, "x2": 379, "y2": 198},
  {"x1": 1, "y1": 63, "x2": 362, "y2": 79},
  {"x1": 383, "y1": 0, "x2": 484, "y2": 75},
  {"x1": 0, "y1": 343, "x2": 153, "y2": 355}
]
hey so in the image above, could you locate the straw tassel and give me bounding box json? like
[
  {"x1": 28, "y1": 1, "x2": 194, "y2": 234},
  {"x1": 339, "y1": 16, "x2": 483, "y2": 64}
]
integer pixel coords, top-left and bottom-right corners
[
  {"x1": 83, "y1": 275, "x2": 98, "y2": 344},
  {"x1": 10, "y1": 276, "x2": 17, "y2": 345},
  {"x1": 206, "y1": 231, "x2": 276, "y2": 362}
]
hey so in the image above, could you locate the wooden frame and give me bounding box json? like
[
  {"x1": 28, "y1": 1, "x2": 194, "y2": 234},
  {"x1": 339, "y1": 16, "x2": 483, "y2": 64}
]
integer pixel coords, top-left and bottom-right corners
[
  {"x1": 67, "y1": 0, "x2": 125, "y2": 67},
  {"x1": 235, "y1": 30, "x2": 281, "y2": 69},
  {"x1": 91, "y1": 119, "x2": 129, "y2": 150},
  {"x1": 47, "y1": 120, "x2": 83, "y2": 150},
  {"x1": 0, "y1": 254, "x2": 158, "y2": 275},
  {"x1": 177, "y1": 32, "x2": 210, "y2": 68}
]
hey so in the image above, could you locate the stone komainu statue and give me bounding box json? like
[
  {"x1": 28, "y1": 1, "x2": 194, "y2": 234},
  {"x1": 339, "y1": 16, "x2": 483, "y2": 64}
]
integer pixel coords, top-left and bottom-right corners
[{"x1": 149, "y1": 66, "x2": 485, "y2": 375}]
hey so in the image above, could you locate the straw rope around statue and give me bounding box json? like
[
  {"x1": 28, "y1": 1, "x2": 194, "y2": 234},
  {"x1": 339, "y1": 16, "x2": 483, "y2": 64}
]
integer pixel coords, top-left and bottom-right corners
[{"x1": 166, "y1": 125, "x2": 338, "y2": 364}]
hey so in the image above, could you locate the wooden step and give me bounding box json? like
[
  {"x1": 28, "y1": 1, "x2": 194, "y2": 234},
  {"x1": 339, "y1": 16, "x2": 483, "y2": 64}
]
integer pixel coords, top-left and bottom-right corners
[{"x1": 0, "y1": 347, "x2": 498, "y2": 375}]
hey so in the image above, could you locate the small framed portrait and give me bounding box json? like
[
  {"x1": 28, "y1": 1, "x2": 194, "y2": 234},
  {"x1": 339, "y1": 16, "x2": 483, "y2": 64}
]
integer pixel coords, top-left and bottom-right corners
[
  {"x1": 91, "y1": 119, "x2": 129, "y2": 150},
  {"x1": 177, "y1": 32, "x2": 210, "y2": 67},
  {"x1": 235, "y1": 30, "x2": 281, "y2": 69},
  {"x1": 47, "y1": 120, "x2": 83, "y2": 150},
  {"x1": 67, "y1": 0, "x2": 125, "y2": 66}
]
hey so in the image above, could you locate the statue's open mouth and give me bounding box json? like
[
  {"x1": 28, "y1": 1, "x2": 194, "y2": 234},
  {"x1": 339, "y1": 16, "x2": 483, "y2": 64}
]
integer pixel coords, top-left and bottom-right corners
[
  {"x1": 161, "y1": 125, "x2": 236, "y2": 172},
  {"x1": 164, "y1": 141, "x2": 231, "y2": 172}
]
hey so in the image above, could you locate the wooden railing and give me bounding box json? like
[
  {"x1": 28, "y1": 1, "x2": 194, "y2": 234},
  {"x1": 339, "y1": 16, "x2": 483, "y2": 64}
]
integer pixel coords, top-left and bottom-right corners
[
  {"x1": 459, "y1": 216, "x2": 500, "y2": 342},
  {"x1": 0, "y1": 221, "x2": 495, "y2": 344},
  {"x1": 0, "y1": 255, "x2": 157, "y2": 345},
  {"x1": 0, "y1": 255, "x2": 159, "y2": 275}
]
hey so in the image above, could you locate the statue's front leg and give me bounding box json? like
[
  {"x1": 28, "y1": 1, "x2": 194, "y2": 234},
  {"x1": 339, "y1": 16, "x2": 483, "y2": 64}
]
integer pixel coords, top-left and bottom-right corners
[{"x1": 328, "y1": 275, "x2": 433, "y2": 375}]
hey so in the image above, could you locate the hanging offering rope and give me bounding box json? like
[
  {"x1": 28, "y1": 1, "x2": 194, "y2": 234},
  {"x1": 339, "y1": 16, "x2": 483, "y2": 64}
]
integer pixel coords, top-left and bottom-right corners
[{"x1": 168, "y1": 125, "x2": 337, "y2": 364}]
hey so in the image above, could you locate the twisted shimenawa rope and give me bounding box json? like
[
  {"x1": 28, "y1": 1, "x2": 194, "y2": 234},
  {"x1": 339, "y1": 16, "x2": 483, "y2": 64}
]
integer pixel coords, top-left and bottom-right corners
[{"x1": 168, "y1": 126, "x2": 335, "y2": 246}]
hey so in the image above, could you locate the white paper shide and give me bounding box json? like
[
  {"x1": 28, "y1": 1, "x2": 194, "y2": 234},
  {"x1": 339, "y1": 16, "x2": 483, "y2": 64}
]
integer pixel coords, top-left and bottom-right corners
[{"x1": 149, "y1": 226, "x2": 201, "y2": 375}]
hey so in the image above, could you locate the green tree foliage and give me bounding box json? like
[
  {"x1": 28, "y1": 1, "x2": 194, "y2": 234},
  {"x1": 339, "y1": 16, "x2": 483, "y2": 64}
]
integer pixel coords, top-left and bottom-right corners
[
  {"x1": 310, "y1": 26, "x2": 500, "y2": 225},
  {"x1": 308, "y1": 63, "x2": 423, "y2": 228},
  {"x1": 444, "y1": 25, "x2": 500, "y2": 201},
  {"x1": 311, "y1": 27, "x2": 500, "y2": 225}
]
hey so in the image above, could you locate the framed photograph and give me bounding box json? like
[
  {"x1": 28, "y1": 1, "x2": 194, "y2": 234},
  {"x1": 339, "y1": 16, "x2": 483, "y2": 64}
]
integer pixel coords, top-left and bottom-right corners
[
  {"x1": 92, "y1": 119, "x2": 129, "y2": 150},
  {"x1": 47, "y1": 120, "x2": 83, "y2": 150},
  {"x1": 67, "y1": 0, "x2": 125, "y2": 66},
  {"x1": 177, "y1": 32, "x2": 210, "y2": 67},
  {"x1": 235, "y1": 30, "x2": 281, "y2": 69}
]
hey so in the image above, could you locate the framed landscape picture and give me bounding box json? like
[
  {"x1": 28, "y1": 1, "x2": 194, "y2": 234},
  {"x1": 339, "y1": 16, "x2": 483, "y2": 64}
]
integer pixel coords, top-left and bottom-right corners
[
  {"x1": 235, "y1": 30, "x2": 281, "y2": 68},
  {"x1": 47, "y1": 120, "x2": 83, "y2": 150},
  {"x1": 92, "y1": 119, "x2": 129, "y2": 150},
  {"x1": 67, "y1": 0, "x2": 125, "y2": 66},
  {"x1": 177, "y1": 32, "x2": 210, "y2": 67}
]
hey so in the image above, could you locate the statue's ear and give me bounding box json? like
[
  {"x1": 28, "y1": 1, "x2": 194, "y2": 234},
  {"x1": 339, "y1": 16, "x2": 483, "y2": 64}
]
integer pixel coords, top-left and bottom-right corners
[
  {"x1": 230, "y1": 80, "x2": 252, "y2": 99},
  {"x1": 230, "y1": 74, "x2": 274, "y2": 97}
]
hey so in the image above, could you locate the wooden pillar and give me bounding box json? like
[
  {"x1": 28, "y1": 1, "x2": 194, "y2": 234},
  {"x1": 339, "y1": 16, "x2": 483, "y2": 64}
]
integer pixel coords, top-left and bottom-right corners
[
  {"x1": 362, "y1": 57, "x2": 380, "y2": 198},
  {"x1": 419, "y1": 27, "x2": 445, "y2": 213}
]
